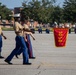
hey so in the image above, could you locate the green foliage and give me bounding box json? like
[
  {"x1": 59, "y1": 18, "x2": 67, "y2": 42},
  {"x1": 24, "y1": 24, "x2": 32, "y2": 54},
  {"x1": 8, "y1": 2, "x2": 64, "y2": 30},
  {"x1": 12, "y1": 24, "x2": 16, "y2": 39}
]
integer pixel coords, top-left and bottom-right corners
[
  {"x1": 63, "y1": 0, "x2": 76, "y2": 23},
  {"x1": 2, "y1": 27, "x2": 14, "y2": 31},
  {"x1": 22, "y1": 0, "x2": 56, "y2": 23},
  {"x1": 0, "y1": 2, "x2": 12, "y2": 20},
  {"x1": 51, "y1": 6, "x2": 64, "y2": 23},
  {"x1": 21, "y1": 0, "x2": 76, "y2": 24},
  {"x1": 0, "y1": 0, "x2": 76, "y2": 24}
]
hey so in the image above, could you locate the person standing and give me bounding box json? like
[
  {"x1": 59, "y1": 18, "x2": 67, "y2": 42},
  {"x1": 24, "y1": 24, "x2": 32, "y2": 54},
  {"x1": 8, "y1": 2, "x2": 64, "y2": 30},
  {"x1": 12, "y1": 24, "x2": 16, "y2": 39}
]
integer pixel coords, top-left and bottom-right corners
[
  {"x1": 23, "y1": 20, "x2": 35, "y2": 59},
  {"x1": 38, "y1": 26, "x2": 42, "y2": 34},
  {"x1": 4, "y1": 17, "x2": 31, "y2": 65},
  {"x1": 16, "y1": 19, "x2": 36, "y2": 59},
  {"x1": 0, "y1": 25, "x2": 7, "y2": 58}
]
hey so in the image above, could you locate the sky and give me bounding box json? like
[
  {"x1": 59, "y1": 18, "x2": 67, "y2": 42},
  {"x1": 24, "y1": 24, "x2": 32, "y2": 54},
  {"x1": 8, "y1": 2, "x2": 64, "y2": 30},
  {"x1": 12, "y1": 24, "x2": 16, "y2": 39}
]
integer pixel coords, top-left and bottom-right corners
[{"x1": 0, "y1": 0, "x2": 65, "y2": 9}]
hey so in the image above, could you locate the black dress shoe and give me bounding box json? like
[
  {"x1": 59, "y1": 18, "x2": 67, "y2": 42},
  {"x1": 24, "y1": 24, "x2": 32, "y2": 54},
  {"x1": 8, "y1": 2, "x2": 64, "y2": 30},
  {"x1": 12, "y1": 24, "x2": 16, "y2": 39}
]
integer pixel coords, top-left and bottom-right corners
[
  {"x1": 0, "y1": 56, "x2": 4, "y2": 59},
  {"x1": 29, "y1": 57, "x2": 36, "y2": 59},
  {"x1": 15, "y1": 54, "x2": 19, "y2": 58},
  {"x1": 23, "y1": 63, "x2": 32, "y2": 65},
  {"x1": 4, "y1": 60, "x2": 13, "y2": 65}
]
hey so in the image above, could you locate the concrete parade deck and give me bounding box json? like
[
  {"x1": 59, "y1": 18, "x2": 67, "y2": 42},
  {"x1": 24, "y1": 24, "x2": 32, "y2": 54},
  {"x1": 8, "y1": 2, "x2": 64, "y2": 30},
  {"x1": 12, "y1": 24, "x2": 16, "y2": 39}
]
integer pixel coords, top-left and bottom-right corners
[{"x1": 0, "y1": 31, "x2": 76, "y2": 75}]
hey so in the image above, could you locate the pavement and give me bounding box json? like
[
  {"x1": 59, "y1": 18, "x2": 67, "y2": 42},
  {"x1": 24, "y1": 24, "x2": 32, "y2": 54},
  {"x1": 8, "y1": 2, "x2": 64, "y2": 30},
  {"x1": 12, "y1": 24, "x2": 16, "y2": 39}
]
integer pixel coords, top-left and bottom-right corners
[{"x1": 0, "y1": 31, "x2": 76, "y2": 75}]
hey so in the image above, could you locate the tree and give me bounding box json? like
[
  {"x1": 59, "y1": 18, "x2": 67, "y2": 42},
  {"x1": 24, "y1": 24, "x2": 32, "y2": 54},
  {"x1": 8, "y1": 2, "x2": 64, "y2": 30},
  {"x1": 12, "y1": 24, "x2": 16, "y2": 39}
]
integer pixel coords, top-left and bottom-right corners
[
  {"x1": 0, "y1": 2, "x2": 12, "y2": 20},
  {"x1": 51, "y1": 6, "x2": 63, "y2": 24},
  {"x1": 21, "y1": 0, "x2": 56, "y2": 23},
  {"x1": 63, "y1": 0, "x2": 76, "y2": 23}
]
